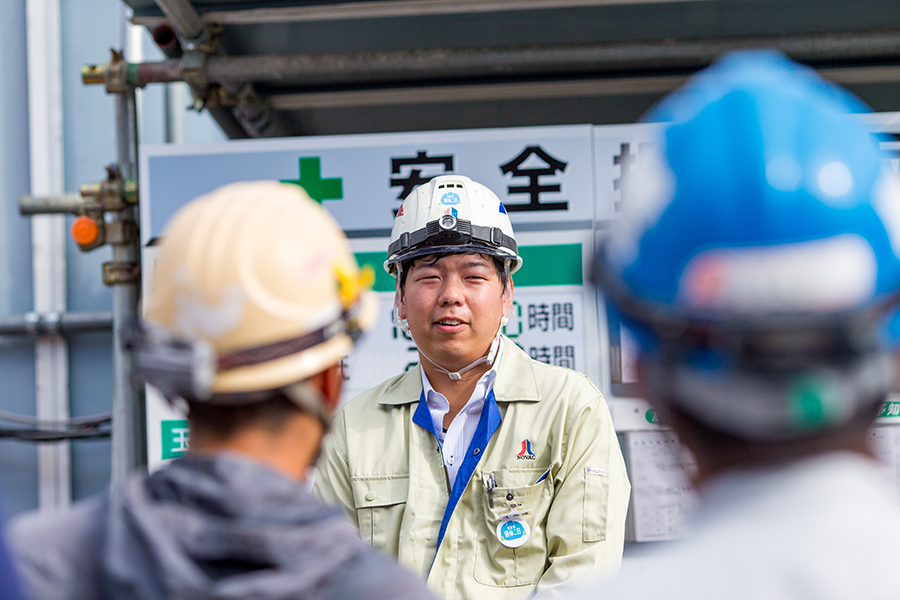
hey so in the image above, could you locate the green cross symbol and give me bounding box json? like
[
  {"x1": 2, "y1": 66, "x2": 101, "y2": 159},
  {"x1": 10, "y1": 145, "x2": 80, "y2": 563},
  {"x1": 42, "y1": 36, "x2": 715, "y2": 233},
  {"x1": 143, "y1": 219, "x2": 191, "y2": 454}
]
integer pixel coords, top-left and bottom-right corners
[{"x1": 281, "y1": 157, "x2": 343, "y2": 203}]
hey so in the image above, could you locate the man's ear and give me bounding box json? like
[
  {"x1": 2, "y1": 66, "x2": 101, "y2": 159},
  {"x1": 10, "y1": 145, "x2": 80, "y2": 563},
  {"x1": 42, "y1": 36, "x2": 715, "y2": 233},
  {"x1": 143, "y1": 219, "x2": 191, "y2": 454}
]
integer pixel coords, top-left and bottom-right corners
[
  {"x1": 398, "y1": 286, "x2": 408, "y2": 321},
  {"x1": 502, "y1": 278, "x2": 514, "y2": 315},
  {"x1": 313, "y1": 363, "x2": 344, "y2": 411}
]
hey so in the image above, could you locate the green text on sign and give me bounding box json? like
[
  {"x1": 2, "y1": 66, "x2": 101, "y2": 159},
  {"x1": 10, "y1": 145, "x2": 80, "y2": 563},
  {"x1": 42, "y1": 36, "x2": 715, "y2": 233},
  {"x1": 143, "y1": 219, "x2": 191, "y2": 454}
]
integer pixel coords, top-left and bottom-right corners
[
  {"x1": 355, "y1": 243, "x2": 583, "y2": 293},
  {"x1": 879, "y1": 401, "x2": 900, "y2": 418},
  {"x1": 161, "y1": 419, "x2": 190, "y2": 459}
]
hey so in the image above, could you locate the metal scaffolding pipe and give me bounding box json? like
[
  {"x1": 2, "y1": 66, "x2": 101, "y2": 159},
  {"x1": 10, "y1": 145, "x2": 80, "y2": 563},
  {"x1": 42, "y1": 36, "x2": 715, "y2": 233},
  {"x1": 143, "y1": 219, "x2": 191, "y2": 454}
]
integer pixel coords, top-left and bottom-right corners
[
  {"x1": 19, "y1": 193, "x2": 85, "y2": 215},
  {"x1": 132, "y1": 0, "x2": 712, "y2": 26},
  {"x1": 144, "y1": 2, "x2": 286, "y2": 138},
  {"x1": 151, "y1": 23, "x2": 182, "y2": 59},
  {"x1": 149, "y1": 24, "x2": 249, "y2": 138},
  {"x1": 110, "y1": 88, "x2": 146, "y2": 485},
  {"x1": 220, "y1": 82, "x2": 288, "y2": 138},
  {"x1": 135, "y1": 59, "x2": 182, "y2": 84},
  {"x1": 206, "y1": 107, "x2": 252, "y2": 139},
  {"x1": 0, "y1": 312, "x2": 113, "y2": 336},
  {"x1": 133, "y1": 59, "x2": 282, "y2": 137},
  {"x1": 152, "y1": 0, "x2": 205, "y2": 45},
  {"x1": 127, "y1": 30, "x2": 900, "y2": 89},
  {"x1": 202, "y1": 31, "x2": 894, "y2": 85}
]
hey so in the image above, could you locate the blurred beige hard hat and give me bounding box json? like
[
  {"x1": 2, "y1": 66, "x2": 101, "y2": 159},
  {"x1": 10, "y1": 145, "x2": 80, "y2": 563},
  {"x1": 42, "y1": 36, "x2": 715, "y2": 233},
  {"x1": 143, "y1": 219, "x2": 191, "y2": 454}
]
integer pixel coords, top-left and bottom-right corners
[{"x1": 146, "y1": 180, "x2": 377, "y2": 396}]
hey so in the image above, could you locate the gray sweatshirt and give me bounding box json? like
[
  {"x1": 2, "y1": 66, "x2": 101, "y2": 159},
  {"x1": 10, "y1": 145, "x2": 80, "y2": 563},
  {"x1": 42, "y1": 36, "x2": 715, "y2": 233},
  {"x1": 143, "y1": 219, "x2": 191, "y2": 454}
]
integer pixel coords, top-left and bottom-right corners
[{"x1": 9, "y1": 453, "x2": 434, "y2": 600}]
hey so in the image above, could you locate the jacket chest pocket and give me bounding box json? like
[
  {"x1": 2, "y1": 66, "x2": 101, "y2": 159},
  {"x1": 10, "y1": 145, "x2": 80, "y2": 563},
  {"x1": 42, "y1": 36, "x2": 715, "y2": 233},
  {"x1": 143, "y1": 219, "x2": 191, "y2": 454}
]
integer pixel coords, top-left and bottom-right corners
[
  {"x1": 350, "y1": 475, "x2": 409, "y2": 556},
  {"x1": 474, "y1": 469, "x2": 553, "y2": 588}
]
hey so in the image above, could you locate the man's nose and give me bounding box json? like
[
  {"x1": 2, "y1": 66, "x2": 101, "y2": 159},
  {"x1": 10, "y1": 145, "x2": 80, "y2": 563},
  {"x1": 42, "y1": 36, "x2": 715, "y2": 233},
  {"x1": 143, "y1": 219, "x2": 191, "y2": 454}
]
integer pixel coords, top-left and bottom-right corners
[{"x1": 439, "y1": 276, "x2": 465, "y2": 306}]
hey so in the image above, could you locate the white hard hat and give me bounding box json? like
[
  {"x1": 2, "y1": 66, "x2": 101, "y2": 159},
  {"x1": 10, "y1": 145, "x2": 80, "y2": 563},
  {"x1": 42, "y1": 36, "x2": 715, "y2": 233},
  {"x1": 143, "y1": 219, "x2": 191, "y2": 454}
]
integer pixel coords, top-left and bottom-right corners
[
  {"x1": 143, "y1": 181, "x2": 377, "y2": 399},
  {"x1": 385, "y1": 175, "x2": 522, "y2": 276}
]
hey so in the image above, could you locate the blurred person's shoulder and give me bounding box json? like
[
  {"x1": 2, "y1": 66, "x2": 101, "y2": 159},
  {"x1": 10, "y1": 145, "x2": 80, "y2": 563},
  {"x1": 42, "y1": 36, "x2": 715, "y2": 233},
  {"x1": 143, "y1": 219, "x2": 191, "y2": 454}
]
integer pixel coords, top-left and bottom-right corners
[
  {"x1": 326, "y1": 549, "x2": 436, "y2": 600},
  {"x1": 571, "y1": 453, "x2": 900, "y2": 600},
  {"x1": 8, "y1": 496, "x2": 106, "y2": 600}
]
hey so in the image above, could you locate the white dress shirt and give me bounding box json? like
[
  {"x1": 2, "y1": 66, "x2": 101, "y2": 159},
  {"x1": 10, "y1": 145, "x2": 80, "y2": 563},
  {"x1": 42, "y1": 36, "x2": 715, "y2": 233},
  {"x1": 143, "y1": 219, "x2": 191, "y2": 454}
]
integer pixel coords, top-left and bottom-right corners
[{"x1": 421, "y1": 339, "x2": 503, "y2": 490}]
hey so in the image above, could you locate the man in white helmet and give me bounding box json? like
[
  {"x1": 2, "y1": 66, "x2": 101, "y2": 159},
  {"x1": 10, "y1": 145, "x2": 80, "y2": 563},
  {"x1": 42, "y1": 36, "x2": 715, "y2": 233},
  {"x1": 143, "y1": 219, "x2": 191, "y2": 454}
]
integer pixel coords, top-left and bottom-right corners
[
  {"x1": 314, "y1": 174, "x2": 630, "y2": 599},
  {"x1": 8, "y1": 181, "x2": 436, "y2": 600}
]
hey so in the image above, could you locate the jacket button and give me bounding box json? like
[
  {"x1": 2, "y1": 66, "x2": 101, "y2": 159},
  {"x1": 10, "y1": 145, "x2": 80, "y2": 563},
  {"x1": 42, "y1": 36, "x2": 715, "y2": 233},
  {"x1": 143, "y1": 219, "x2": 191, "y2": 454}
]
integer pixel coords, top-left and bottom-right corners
[
  {"x1": 473, "y1": 448, "x2": 481, "y2": 455},
  {"x1": 365, "y1": 491, "x2": 376, "y2": 501}
]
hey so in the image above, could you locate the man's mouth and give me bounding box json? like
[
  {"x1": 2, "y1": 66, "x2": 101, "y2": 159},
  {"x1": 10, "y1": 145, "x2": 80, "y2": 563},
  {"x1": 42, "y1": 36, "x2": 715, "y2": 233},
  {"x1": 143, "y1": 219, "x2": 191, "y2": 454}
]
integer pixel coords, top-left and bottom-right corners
[{"x1": 436, "y1": 319, "x2": 465, "y2": 326}]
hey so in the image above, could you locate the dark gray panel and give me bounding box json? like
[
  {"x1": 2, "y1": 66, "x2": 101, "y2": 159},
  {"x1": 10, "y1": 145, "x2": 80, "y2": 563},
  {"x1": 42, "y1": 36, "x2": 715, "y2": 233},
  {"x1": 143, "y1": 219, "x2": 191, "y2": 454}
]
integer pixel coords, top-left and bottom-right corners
[{"x1": 278, "y1": 91, "x2": 666, "y2": 136}]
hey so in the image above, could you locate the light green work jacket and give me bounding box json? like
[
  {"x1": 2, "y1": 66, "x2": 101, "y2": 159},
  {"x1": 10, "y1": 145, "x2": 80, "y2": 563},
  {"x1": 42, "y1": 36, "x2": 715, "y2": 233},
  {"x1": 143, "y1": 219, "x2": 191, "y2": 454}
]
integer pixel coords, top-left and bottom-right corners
[{"x1": 314, "y1": 338, "x2": 630, "y2": 600}]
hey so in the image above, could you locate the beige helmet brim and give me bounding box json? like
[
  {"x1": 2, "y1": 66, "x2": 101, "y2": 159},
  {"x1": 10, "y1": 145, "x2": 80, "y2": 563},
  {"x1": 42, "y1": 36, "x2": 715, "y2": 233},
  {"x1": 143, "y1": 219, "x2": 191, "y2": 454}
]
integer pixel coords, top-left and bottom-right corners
[{"x1": 212, "y1": 290, "x2": 379, "y2": 394}]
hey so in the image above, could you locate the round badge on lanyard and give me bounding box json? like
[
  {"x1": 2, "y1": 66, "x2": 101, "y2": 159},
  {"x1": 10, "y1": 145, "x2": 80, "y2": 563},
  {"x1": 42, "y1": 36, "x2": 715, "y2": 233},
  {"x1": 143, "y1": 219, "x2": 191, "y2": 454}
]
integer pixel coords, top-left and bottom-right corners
[{"x1": 496, "y1": 517, "x2": 530, "y2": 548}]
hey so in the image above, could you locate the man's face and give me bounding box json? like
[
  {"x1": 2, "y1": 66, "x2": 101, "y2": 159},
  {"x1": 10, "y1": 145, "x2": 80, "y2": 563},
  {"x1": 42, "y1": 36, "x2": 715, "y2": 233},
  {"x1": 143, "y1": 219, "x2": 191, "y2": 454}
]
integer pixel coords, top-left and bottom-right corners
[{"x1": 400, "y1": 253, "x2": 513, "y2": 372}]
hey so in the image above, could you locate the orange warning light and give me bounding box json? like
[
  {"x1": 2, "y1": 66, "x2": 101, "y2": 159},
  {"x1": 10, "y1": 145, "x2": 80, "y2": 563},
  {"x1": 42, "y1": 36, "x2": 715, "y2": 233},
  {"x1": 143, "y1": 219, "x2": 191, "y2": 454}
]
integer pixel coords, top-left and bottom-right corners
[{"x1": 71, "y1": 216, "x2": 100, "y2": 246}]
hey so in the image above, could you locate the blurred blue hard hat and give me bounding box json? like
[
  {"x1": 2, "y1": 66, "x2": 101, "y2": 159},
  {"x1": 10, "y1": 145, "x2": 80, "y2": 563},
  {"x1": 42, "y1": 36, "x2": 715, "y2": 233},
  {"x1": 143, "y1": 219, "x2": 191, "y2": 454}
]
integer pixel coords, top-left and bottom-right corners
[{"x1": 594, "y1": 50, "x2": 900, "y2": 439}]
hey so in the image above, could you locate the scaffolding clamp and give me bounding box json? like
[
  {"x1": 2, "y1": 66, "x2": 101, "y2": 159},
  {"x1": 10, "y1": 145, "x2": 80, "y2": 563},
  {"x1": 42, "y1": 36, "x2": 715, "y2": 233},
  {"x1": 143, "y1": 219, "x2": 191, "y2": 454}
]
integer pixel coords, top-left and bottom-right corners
[
  {"x1": 102, "y1": 261, "x2": 141, "y2": 286},
  {"x1": 82, "y1": 49, "x2": 140, "y2": 94},
  {"x1": 19, "y1": 165, "x2": 139, "y2": 254}
]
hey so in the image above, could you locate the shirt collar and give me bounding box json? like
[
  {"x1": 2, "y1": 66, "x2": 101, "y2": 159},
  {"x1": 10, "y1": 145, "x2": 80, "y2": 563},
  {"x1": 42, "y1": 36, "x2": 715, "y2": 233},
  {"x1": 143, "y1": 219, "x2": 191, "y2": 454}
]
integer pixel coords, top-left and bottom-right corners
[
  {"x1": 421, "y1": 337, "x2": 504, "y2": 412},
  {"x1": 378, "y1": 335, "x2": 542, "y2": 405}
]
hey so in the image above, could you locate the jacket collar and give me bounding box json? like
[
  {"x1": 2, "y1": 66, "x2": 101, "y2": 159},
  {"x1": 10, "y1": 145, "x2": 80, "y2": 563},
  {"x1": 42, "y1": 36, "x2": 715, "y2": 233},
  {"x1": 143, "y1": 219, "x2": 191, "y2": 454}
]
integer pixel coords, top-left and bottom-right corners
[{"x1": 377, "y1": 336, "x2": 540, "y2": 405}]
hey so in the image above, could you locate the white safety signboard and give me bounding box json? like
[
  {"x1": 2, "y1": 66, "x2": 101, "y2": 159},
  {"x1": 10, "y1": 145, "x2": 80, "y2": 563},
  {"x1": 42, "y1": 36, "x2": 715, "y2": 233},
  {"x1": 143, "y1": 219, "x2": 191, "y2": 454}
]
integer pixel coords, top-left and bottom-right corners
[
  {"x1": 140, "y1": 115, "x2": 900, "y2": 497},
  {"x1": 141, "y1": 124, "x2": 606, "y2": 471},
  {"x1": 140, "y1": 124, "x2": 596, "y2": 244}
]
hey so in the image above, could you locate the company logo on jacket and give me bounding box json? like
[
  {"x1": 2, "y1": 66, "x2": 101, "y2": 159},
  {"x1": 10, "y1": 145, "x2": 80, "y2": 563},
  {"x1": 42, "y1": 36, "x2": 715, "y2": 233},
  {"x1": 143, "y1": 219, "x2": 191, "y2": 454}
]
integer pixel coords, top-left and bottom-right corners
[{"x1": 517, "y1": 439, "x2": 536, "y2": 460}]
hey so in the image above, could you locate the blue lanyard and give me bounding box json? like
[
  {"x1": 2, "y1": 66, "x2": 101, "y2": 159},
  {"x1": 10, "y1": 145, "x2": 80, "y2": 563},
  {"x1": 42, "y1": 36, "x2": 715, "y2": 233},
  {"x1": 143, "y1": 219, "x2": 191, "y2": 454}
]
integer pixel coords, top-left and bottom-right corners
[{"x1": 412, "y1": 388, "x2": 502, "y2": 553}]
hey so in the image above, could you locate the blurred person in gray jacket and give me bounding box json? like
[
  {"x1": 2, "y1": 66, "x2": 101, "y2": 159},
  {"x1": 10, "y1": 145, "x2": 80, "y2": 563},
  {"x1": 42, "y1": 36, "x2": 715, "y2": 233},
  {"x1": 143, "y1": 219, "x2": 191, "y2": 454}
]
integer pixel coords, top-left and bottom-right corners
[
  {"x1": 9, "y1": 181, "x2": 436, "y2": 600},
  {"x1": 578, "y1": 51, "x2": 900, "y2": 599},
  {"x1": 0, "y1": 496, "x2": 24, "y2": 600}
]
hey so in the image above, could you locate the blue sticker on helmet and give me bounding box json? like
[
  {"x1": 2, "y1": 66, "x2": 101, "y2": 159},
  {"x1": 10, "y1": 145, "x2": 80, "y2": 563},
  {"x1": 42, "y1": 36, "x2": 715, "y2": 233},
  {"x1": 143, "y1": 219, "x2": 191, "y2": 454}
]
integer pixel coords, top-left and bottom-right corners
[
  {"x1": 440, "y1": 192, "x2": 460, "y2": 205},
  {"x1": 499, "y1": 203, "x2": 508, "y2": 214}
]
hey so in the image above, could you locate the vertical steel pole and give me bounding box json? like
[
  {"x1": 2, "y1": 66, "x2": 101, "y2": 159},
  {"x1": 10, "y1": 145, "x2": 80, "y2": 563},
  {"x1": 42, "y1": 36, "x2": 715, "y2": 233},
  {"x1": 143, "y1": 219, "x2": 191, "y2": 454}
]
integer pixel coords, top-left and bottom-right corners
[
  {"x1": 26, "y1": 0, "x2": 71, "y2": 510},
  {"x1": 109, "y1": 87, "x2": 146, "y2": 486}
]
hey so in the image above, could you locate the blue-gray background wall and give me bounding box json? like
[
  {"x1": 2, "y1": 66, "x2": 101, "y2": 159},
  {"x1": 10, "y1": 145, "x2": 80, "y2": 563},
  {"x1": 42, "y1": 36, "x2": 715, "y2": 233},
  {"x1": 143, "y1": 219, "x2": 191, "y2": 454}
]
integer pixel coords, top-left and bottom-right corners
[
  {"x1": 0, "y1": 0, "x2": 37, "y2": 519},
  {"x1": 0, "y1": 0, "x2": 223, "y2": 519}
]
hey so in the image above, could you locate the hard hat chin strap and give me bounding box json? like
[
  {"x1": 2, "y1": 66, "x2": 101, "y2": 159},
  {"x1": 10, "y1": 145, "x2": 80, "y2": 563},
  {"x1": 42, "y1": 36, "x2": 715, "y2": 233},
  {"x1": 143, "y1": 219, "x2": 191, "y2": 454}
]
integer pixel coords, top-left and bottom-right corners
[
  {"x1": 417, "y1": 321, "x2": 505, "y2": 381},
  {"x1": 282, "y1": 380, "x2": 333, "y2": 431},
  {"x1": 393, "y1": 264, "x2": 511, "y2": 381}
]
